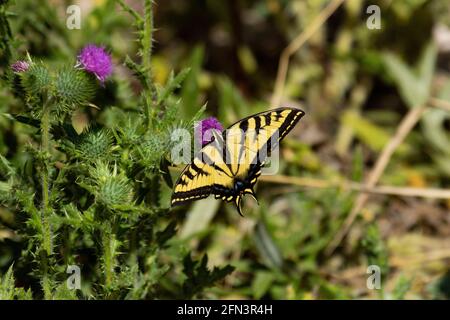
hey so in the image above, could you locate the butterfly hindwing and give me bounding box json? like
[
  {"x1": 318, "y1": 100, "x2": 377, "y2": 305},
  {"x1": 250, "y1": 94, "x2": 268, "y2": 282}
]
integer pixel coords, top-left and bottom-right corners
[
  {"x1": 171, "y1": 157, "x2": 213, "y2": 206},
  {"x1": 171, "y1": 140, "x2": 234, "y2": 206}
]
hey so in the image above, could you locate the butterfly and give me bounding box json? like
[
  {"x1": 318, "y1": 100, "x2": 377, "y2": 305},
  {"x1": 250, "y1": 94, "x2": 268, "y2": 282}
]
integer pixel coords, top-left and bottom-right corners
[{"x1": 171, "y1": 107, "x2": 305, "y2": 216}]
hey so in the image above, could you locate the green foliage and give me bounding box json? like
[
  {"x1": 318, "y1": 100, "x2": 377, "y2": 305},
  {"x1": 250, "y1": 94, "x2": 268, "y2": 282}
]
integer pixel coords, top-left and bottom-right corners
[
  {"x1": 361, "y1": 224, "x2": 389, "y2": 298},
  {"x1": 391, "y1": 275, "x2": 412, "y2": 300},
  {"x1": 182, "y1": 254, "x2": 235, "y2": 299},
  {"x1": 0, "y1": 0, "x2": 13, "y2": 71},
  {"x1": 0, "y1": 264, "x2": 33, "y2": 300},
  {"x1": 341, "y1": 109, "x2": 408, "y2": 153},
  {"x1": 181, "y1": 46, "x2": 204, "y2": 118},
  {"x1": 252, "y1": 271, "x2": 275, "y2": 299},
  {"x1": 362, "y1": 225, "x2": 389, "y2": 275},
  {"x1": 0, "y1": 0, "x2": 233, "y2": 300},
  {"x1": 382, "y1": 43, "x2": 436, "y2": 108}
]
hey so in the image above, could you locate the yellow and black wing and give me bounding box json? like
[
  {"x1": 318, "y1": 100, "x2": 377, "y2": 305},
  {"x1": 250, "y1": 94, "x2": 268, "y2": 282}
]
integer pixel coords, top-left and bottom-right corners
[
  {"x1": 171, "y1": 141, "x2": 234, "y2": 206},
  {"x1": 171, "y1": 107, "x2": 305, "y2": 215},
  {"x1": 224, "y1": 107, "x2": 305, "y2": 179}
]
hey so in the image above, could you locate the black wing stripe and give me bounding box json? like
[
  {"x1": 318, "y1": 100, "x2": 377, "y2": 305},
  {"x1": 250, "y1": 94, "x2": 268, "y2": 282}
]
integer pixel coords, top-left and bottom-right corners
[
  {"x1": 191, "y1": 162, "x2": 207, "y2": 176},
  {"x1": 279, "y1": 110, "x2": 303, "y2": 139},
  {"x1": 172, "y1": 186, "x2": 212, "y2": 206},
  {"x1": 236, "y1": 125, "x2": 247, "y2": 174},
  {"x1": 264, "y1": 113, "x2": 271, "y2": 127},
  {"x1": 257, "y1": 110, "x2": 303, "y2": 162},
  {"x1": 239, "y1": 119, "x2": 248, "y2": 132},
  {"x1": 212, "y1": 163, "x2": 232, "y2": 177},
  {"x1": 254, "y1": 116, "x2": 261, "y2": 135},
  {"x1": 199, "y1": 150, "x2": 233, "y2": 178},
  {"x1": 184, "y1": 170, "x2": 194, "y2": 180}
]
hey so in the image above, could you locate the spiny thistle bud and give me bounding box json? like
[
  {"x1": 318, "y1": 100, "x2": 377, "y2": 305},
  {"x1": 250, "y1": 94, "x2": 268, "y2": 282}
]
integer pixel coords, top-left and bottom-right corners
[
  {"x1": 19, "y1": 63, "x2": 52, "y2": 112},
  {"x1": 76, "y1": 127, "x2": 114, "y2": 160},
  {"x1": 77, "y1": 44, "x2": 113, "y2": 83},
  {"x1": 98, "y1": 175, "x2": 134, "y2": 207},
  {"x1": 195, "y1": 117, "x2": 223, "y2": 146},
  {"x1": 90, "y1": 162, "x2": 134, "y2": 207},
  {"x1": 137, "y1": 134, "x2": 168, "y2": 170},
  {"x1": 54, "y1": 66, "x2": 96, "y2": 114}
]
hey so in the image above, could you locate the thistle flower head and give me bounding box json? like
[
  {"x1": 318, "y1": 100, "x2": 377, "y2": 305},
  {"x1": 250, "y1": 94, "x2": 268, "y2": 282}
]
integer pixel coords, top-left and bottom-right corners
[
  {"x1": 195, "y1": 117, "x2": 223, "y2": 146},
  {"x1": 11, "y1": 61, "x2": 30, "y2": 73},
  {"x1": 77, "y1": 44, "x2": 113, "y2": 83}
]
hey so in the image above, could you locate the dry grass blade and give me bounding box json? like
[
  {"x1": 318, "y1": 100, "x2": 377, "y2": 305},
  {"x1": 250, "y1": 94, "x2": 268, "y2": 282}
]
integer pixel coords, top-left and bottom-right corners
[
  {"x1": 260, "y1": 175, "x2": 450, "y2": 199},
  {"x1": 325, "y1": 105, "x2": 428, "y2": 255},
  {"x1": 429, "y1": 97, "x2": 450, "y2": 112},
  {"x1": 271, "y1": 0, "x2": 345, "y2": 107},
  {"x1": 170, "y1": 167, "x2": 450, "y2": 199}
]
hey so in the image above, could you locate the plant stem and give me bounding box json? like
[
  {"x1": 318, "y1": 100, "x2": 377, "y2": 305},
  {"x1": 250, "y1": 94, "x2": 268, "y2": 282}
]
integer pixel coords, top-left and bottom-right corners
[
  {"x1": 102, "y1": 222, "x2": 117, "y2": 289},
  {"x1": 40, "y1": 99, "x2": 53, "y2": 299},
  {"x1": 117, "y1": 0, "x2": 157, "y2": 128},
  {"x1": 116, "y1": 0, "x2": 143, "y2": 23},
  {"x1": 40, "y1": 102, "x2": 52, "y2": 255},
  {"x1": 41, "y1": 253, "x2": 52, "y2": 300},
  {"x1": 143, "y1": 0, "x2": 156, "y2": 129},
  {"x1": 142, "y1": 0, "x2": 154, "y2": 77}
]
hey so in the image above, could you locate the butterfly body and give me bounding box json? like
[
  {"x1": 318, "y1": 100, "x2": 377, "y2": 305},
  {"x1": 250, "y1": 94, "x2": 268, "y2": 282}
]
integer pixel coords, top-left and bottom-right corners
[{"x1": 171, "y1": 107, "x2": 305, "y2": 215}]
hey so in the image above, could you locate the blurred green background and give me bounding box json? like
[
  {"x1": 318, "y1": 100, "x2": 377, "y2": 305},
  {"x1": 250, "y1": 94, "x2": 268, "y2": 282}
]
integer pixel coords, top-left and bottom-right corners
[{"x1": 1, "y1": 0, "x2": 450, "y2": 299}]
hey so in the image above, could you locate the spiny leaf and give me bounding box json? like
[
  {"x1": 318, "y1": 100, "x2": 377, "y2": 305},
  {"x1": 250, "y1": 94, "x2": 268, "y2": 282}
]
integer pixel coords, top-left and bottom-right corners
[
  {"x1": 0, "y1": 264, "x2": 15, "y2": 300},
  {"x1": 0, "y1": 153, "x2": 15, "y2": 177},
  {"x1": 182, "y1": 253, "x2": 235, "y2": 298},
  {"x1": 157, "y1": 68, "x2": 190, "y2": 105}
]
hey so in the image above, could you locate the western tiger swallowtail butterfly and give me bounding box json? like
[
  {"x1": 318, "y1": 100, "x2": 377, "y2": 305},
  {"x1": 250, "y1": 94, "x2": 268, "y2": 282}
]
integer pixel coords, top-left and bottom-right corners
[{"x1": 171, "y1": 107, "x2": 305, "y2": 216}]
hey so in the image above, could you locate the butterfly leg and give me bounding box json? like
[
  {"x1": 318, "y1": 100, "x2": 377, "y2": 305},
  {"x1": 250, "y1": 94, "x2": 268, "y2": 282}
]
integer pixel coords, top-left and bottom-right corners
[
  {"x1": 244, "y1": 188, "x2": 259, "y2": 205},
  {"x1": 235, "y1": 196, "x2": 244, "y2": 217}
]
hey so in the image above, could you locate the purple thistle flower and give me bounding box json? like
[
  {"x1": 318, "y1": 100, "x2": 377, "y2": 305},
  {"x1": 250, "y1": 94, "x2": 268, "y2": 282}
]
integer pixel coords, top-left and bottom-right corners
[
  {"x1": 77, "y1": 44, "x2": 113, "y2": 83},
  {"x1": 195, "y1": 117, "x2": 224, "y2": 146},
  {"x1": 11, "y1": 61, "x2": 30, "y2": 73}
]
